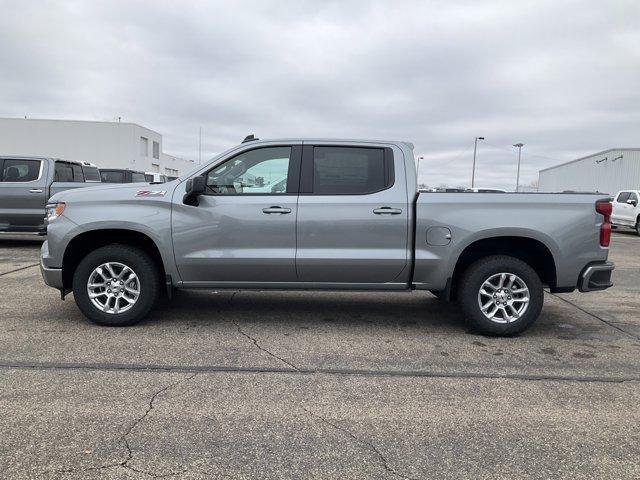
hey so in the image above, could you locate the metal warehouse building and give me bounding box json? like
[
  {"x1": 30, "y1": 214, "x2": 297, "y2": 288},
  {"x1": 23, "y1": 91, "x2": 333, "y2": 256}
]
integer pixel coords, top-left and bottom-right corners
[
  {"x1": 539, "y1": 148, "x2": 640, "y2": 195},
  {"x1": 0, "y1": 117, "x2": 195, "y2": 176}
]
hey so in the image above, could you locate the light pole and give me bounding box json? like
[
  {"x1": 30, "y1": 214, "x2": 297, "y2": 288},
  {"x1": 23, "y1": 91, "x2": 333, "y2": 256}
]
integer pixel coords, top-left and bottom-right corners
[
  {"x1": 471, "y1": 136, "x2": 484, "y2": 188},
  {"x1": 513, "y1": 143, "x2": 524, "y2": 192}
]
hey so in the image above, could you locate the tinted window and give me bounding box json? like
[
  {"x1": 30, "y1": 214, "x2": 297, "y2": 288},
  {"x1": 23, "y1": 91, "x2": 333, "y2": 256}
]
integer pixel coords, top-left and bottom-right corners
[
  {"x1": 100, "y1": 170, "x2": 125, "y2": 183},
  {"x1": 1, "y1": 159, "x2": 41, "y2": 182},
  {"x1": 206, "y1": 147, "x2": 291, "y2": 195},
  {"x1": 629, "y1": 192, "x2": 638, "y2": 203},
  {"x1": 131, "y1": 172, "x2": 147, "y2": 182},
  {"x1": 72, "y1": 164, "x2": 84, "y2": 182},
  {"x1": 144, "y1": 174, "x2": 154, "y2": 182},
  {"x1": 82, "y1": 166, "x2": 101, "y2": 182},
  {"x1": 616, "y1": 192, "x2": 630, "y2": 203},
  {"x1": 312, "y1": 147, "x2": 390, "y2": 194},
  {"x1": 54, "y1": 162, "x2": 74, "y2": 182}
]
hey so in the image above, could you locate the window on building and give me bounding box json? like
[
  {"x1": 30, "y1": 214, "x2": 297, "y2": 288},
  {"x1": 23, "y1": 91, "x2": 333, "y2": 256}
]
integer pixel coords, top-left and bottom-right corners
[
  {"x1": 152, "y1": 141, "x2": 160, "y2": 159},
  {"x1": 54, "y1": 162, "x2": 74, "y2": 182},
  {"x1": 140, "y1": 137, "x2": 149, "y2": 157},
  {"x1": 311, "y1": 146, "x2": 392, "y2": 194},
  {"x1": 151, "y1": 163, "x2": 160, "y2": 173},
  {"x1": 0, "y1": 159, "x2": 41, "y2": 182}
]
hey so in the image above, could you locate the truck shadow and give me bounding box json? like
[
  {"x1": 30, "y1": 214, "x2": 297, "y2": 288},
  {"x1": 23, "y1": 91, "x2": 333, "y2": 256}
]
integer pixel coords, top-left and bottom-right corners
[{"x1": 0, "y1": 237, "x2": 45, "y2": 247}]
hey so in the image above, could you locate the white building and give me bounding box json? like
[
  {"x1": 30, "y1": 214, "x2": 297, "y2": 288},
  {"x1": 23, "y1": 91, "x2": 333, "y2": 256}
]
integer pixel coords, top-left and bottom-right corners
[
  {"x1": 0, "y1": 117, "x2": 195, "y2": 176},
  {"x1": 539, "y1": 148, "x2": 640, "y2": 195}
]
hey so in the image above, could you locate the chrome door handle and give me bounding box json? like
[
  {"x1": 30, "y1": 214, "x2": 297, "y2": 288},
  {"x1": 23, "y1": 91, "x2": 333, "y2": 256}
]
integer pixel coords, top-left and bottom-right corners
[
  {"x1": 373, "y1": 207, "x2": 403, "y2": 215},
  {"x1": 29, "y1": 189, "x2": 43, "y2": 193},
  {"x1": 262, "y1": 206, "x2": 291, "y2": 214}
]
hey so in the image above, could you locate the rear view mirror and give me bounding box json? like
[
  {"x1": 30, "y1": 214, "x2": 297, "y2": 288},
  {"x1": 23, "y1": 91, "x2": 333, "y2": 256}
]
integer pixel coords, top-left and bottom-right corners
[{"x1": 183, "y1": 175, "x2": 206, "y2": 206}]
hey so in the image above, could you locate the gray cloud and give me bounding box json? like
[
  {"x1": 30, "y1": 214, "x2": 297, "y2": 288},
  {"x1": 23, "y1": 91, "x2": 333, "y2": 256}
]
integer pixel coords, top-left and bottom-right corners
[{"x1": 0, "y1": 0, "x2": 638, "y2": 188}]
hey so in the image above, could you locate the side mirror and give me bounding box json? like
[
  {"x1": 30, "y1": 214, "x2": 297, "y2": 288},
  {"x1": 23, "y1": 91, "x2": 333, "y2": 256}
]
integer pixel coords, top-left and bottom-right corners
[
  {"x1": 627, "y1": 199, "x2": 637, "y2": 207},
  {"x1": 183, "y1": 175, "x2": 206, "y2": 206}
]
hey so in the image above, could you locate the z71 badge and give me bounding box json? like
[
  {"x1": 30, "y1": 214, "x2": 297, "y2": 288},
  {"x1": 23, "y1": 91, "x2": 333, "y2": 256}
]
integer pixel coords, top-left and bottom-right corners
[{"x1": 135, "y1": 190, "x2": 167, "y2": 197}]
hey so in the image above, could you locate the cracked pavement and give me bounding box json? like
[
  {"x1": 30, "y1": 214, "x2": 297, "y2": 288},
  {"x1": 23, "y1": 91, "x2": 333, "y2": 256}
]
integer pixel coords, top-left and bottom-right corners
[{"x1": 0, "y1": 233, "x2": 639, "y2": 479}]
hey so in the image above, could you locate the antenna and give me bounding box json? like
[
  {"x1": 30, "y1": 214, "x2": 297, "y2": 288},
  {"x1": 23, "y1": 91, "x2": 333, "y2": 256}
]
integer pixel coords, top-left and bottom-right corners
[{"x1": 242, "y1": 134, "x2": 259, "y2": 143}]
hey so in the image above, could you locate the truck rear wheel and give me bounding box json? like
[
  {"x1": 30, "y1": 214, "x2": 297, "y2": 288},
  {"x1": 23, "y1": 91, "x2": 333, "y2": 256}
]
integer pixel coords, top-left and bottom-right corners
[
  {"x1": 457, "y1": 255, "x2": 543, "y2": 336},
  {"x1": 72, "y1": 244, "x2": 159, "y2": 326}
]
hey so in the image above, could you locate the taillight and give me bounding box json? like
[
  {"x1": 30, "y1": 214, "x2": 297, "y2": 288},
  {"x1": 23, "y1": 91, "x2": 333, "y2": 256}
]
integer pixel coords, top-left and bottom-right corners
[{"x1": 596, "y1": 200, "x2": 612, "y2": 247}]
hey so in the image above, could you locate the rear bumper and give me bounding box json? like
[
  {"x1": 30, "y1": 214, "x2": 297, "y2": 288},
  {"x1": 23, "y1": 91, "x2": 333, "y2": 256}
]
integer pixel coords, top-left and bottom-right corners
[{"x1": 578, "y1": 262, "x2": 614, "y2": 292}]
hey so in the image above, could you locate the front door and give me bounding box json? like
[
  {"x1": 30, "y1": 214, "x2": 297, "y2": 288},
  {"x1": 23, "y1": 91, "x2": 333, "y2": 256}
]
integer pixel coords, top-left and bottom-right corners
[
  {"x1": 0, "y1": 158, "x2": 47, "y2": 233},
  {"x1": 296, "y1": 144, "x2": 409, "y2": 284},
  {"x1": 172, "y1": 144, "x2": 302, "y2": 285}
]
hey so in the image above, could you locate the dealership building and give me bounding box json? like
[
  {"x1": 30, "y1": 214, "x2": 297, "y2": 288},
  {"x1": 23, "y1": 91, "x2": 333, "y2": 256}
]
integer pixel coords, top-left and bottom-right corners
[
  {"x1": 0, "y1": 117, "x2": 195, "y2": 177},
  {"x1": 539, "y1": 148, "x2": 640, "y2": 195}
]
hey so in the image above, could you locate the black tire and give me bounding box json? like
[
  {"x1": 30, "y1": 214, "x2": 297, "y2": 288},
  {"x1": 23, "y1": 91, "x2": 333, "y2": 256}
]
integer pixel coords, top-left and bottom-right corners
[
  {"x1": 72, "y1": 244, "x2": 160, "y2": 326},
  {"x1": 457, "y1": 255, "x2": 543, "y2": 336},
  {"x1": 635, "y1": 217, "x2": 640, "y2": 236}
]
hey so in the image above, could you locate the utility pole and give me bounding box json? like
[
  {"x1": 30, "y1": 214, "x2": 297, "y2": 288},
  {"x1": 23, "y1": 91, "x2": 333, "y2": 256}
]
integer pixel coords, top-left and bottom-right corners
[
  {"x1": 417, "y1": 156, "x2": 424, "y2": 179},
  {"x1": 198, "y1": 127, "x2": 202, "y2": 165},
  {"x1": 471, "y1": 136, "x2": 484, "y2": 188},
  {"x1": 513, "y1": 143, "x2": 524, "y2": 192}
]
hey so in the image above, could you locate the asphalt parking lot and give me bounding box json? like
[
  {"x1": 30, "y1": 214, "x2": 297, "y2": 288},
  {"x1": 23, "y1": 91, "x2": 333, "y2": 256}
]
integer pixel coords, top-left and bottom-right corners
[{"x1": 1, "y1": 233, "x2": 639, "y2": 479}]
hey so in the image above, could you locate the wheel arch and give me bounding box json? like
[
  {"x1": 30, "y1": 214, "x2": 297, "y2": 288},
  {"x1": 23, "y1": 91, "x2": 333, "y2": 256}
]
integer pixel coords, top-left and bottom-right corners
[
  {"x1": 61, "y1": 229, "x2": 166, "y2": 290},
  {"x1": 449, "y1": 235, "x2": 557, "y2": 300}
]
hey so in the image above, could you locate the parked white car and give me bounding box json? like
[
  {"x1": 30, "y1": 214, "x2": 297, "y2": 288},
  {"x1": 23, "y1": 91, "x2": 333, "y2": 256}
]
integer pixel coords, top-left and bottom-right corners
[{"x1": 612, "y1": 190, "x2": 640, "y2": 235}]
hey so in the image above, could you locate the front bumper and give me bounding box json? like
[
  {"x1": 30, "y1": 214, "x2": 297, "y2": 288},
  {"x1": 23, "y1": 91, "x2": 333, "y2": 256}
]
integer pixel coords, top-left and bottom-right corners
[
  {"x1": 578, "y1": 262, "x2": 614, "y2": 292},
  {"x1": 40, "y1": 240, "x2": 64, "y2": 289}
]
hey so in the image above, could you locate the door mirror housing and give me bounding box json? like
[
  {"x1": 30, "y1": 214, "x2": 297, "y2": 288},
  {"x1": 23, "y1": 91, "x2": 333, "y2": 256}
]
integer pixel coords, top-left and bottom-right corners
[
  {"x1": 183, "y1": 175, "x2": 206, "y2": 206},
  {"x1": 627, "y1": 199, "x2": 637, "y2": 207}
]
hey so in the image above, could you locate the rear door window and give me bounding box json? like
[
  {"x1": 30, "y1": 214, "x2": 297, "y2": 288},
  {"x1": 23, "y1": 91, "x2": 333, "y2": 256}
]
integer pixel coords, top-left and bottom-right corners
[
  {"x1": 310, "y1": 146, "x2": 392, "y2": 195},
  {"x1": 131, "y1": 172, "x2": 147, "y2": 182},
  {"x1": 71, "y1": 164, "x2": 84, "y2": 182},
  {"x1": 1, "y1": 159, "x2": 41, "y2": 182}
]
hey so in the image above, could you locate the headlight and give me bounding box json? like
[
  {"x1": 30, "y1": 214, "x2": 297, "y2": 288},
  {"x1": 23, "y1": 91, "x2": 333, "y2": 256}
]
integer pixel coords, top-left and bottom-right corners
[{"x1": 45, "y1": 202, "x2": 66, "y2": 222}]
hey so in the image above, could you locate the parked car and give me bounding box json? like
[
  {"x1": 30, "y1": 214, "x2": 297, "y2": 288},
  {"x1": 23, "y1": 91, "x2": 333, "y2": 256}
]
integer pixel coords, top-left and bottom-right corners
[
  {"x1": 0, "y1": 156, "x2": 101, "y2": 234},
  {"x1": 611, "y1": 190, "x2": 640, "y2": 235},
  {"x1": 144, "y1": 172, "x2": 168, "y2": 183},
  {"x1": 40, "y1": 138, "x2": 614, "y2": 335},
  {"x1": 99, "y1": 169, "x2": 147, "y2": 184}
]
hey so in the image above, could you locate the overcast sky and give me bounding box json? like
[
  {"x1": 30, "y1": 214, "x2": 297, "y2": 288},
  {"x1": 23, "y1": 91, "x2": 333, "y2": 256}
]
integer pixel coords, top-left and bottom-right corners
[{"x1": 1, "y1": 0, "x2": 638, "y2": 189}]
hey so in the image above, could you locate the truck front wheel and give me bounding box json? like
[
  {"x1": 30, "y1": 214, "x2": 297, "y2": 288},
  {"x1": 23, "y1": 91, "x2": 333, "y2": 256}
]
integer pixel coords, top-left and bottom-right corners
[
  {"x1": 72, "y1": 244, "x2": 159, "y2": 326},
  {"x1": 457, "y1": 255, "x2": 543, "y2": 336}
]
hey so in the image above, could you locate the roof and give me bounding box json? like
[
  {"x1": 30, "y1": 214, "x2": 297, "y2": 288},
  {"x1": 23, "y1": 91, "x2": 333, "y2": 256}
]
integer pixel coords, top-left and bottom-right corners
[
  {"x1": 539, "y1": 148, "x2": 640, "y2": 173},
  {"x1": 240, "y1": 138, "x2": 414, "y2": 148}
]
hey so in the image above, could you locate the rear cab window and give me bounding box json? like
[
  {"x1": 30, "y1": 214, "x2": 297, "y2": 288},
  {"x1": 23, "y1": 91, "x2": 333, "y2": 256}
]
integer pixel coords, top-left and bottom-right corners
[
  {"x1": 100, "y1": 170, "x2": 125, "y2": 183},
  {"x1": 0, "y1": 159, "x2": 42, "y2": 182},
  {"x1": 82, "y1": 166, "x2": 101, "y2": 182},
  {"x1": 131, "y1": 172, "x2": 147, "y2": 183},
  {"x1": 301, "y1": 146, "x2": 394, "y2": 195}
]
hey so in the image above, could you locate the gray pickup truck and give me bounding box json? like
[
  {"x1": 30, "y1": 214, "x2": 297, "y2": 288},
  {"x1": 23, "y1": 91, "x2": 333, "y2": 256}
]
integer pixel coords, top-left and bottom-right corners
[
  {"x1": 0, "y1": 156, "x2": 101, "y2": 234},
  {"x1": 40, "y1": 138, "x2": 614, "y2": 335}
]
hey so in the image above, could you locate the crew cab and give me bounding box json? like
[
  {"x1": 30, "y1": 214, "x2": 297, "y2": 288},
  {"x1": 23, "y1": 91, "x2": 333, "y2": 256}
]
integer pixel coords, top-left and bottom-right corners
[
  {"x1": 611, "y1": 190, "x2": 640, "y2": 235},
  {"x1": 0, "y1": 156, "x2": 101, "y2": 234},
  {"x1": 40, "y1": 138, "x2": 614, "y2": 335}
]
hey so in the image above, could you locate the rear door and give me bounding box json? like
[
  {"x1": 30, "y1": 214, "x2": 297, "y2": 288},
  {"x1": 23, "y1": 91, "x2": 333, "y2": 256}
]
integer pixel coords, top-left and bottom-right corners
[
  {"x1": 295, "y1": 143, "x2": 409, "y2": 284},
  {"x1": 0, "y1": 157, "x2": 47, "y2": 232}
]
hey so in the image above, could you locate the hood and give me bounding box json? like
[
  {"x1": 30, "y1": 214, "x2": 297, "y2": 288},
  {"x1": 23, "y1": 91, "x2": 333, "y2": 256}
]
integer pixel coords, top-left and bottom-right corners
[{"x1": 48, "y1": 182, "x2": 176, "y2": 203}]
